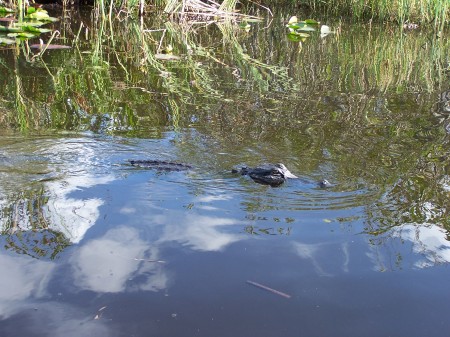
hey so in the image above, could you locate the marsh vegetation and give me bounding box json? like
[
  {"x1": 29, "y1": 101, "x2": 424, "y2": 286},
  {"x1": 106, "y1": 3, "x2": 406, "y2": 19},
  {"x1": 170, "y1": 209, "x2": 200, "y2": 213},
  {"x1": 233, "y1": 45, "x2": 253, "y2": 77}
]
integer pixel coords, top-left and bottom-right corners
[{"x1": 1, "y1": 1, "x2": 450, "y2": 336}]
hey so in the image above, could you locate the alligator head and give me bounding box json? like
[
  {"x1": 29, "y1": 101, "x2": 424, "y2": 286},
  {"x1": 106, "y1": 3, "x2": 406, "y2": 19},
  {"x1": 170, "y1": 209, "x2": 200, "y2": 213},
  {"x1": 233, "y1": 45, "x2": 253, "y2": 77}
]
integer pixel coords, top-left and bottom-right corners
[{"x1": 233, "y1": 163, "x2": 297, "y2": 187}]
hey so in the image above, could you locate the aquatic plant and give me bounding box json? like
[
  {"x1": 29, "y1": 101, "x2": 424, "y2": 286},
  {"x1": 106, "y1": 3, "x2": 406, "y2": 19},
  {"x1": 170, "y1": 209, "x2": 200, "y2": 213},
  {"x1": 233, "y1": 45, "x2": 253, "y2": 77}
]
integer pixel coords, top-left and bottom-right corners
[
  {"x1": 0, "y1": 6, "x2": 58, "y2": 45},
  {"x1": 285, "y1": 16, "x2": 320, "y2": 42}
]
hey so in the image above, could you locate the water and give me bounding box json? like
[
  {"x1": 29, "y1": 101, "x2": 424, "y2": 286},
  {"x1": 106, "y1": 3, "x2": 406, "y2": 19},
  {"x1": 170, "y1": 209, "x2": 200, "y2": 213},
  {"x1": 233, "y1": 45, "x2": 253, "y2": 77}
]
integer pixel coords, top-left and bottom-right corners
[{"x1": 1, "y1": 8, "x2": 450, "y2": 337}]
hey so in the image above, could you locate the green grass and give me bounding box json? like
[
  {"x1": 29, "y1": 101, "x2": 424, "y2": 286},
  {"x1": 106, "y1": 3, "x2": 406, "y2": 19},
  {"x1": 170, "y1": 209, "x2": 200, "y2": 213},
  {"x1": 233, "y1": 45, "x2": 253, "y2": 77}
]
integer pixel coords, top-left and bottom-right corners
[
  {"x1": 292, "y1": 0, "x2": 449, "y2": 26},
  {"x1": 1, "y1": 0, "x2": 447, "y2": 25}
]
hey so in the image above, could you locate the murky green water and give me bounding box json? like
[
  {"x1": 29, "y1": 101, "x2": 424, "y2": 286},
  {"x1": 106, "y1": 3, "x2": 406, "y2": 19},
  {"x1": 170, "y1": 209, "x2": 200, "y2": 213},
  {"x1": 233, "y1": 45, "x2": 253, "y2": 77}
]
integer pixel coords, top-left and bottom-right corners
[{"x1": 1, "y1": 8, "x2": 450, "y2": 337}]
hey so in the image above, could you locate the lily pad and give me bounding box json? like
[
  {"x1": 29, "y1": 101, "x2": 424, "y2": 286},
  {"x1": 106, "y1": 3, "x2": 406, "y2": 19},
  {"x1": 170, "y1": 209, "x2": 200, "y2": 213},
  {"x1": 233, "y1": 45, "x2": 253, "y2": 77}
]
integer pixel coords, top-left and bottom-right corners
[
  {"x1": 305, "y1": 19, "x2": 320, "y2": 25},
  {"x1": 8, "y1": 32, "x2": 36, "y2": 38},
  {"x1": 0, "y1": 25, "x2": 22, "y2": 33},
  {"x1": 287, "y1": 23, "x2": 316, "y2": 32},
  {"x1": 294, "y1": 31, "x2": 310, "y2": 38},
  {"x1": 0, "y1": 37, "x2": 16, "y2": 45},
  {"x1": 0, "y1": 6, "x2": 14, "y2": 13},
  {"x1": 25, "y1": 8, "x2": 58, "y2": 22},
  {"x1": 23, "y1": 26, "x2": 51, "y2": 33},
  {"x1": 0, "y1": 21, "x2": 53, "y2": 41},
  {"x1": 287, "y1": 32, "x2": 309, "y2": 42},
  {"x1": 15, "y1": 21, "x2": 46, "y2": 27},
  {"x1": 26, "y1": 7, "x2": 37, "y2": 14}
]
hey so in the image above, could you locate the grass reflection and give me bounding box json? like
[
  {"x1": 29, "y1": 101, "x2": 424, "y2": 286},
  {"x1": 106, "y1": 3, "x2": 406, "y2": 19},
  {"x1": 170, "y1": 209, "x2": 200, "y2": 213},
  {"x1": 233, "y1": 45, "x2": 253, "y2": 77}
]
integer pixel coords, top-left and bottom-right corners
[{"x1": 0, "y1": 13, "x2": 448, "y2": 131}]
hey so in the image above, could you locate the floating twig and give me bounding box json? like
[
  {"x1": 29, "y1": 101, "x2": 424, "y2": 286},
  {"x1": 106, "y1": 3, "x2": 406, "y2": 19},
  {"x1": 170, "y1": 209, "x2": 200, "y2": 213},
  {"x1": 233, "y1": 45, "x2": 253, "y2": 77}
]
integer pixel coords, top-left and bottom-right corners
[
  {"x1": 133, "y1": 258, "x2": 166, "y2": 263},
  {"x1": 94, "y1": 306, "x2": 107, "y2": 320},
  {"x1": 246, "y1": 280, "x2": 291, "y2": 299}
]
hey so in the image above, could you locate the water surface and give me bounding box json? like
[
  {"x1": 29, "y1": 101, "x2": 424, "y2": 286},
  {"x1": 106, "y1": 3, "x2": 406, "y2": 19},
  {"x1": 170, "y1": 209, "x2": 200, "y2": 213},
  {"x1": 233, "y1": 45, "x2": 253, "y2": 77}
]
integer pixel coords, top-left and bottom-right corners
[{"x1": 1, "y1": 8, "x2": 450, "y2": 337}]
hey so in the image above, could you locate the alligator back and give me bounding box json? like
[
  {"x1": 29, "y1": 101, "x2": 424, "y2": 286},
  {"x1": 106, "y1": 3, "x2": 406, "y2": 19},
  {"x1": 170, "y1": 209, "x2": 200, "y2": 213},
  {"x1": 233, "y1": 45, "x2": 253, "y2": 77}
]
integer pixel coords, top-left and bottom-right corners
[{"x1": 129, "y1": 160, "x2": 193, "y2": 171}]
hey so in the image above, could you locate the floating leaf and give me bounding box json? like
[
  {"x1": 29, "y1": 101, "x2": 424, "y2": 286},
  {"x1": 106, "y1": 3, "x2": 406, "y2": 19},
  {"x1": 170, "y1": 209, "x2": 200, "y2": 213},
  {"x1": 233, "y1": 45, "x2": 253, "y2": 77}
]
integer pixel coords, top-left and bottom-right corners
[
  {"x1": 287, "y1": 34, "x2": 303, "y2": 42},
  {"x1": 0, "y1": 25, "x2": 22, "y2": 33},
  {"x1": 15, "y1": 21, "x2": 46, "y2": 27},
  {"x1": 23, "y1": 26, "x2": 51, "y2": 33},
  {"x1": 287, "y1": 31, "x2": 310, "y2": 42},
  {"x1": 0, "y1": 37, "x2": 15, "y2": 45},
  {"x1": 287, "y1": 33, "x2": 301, "y2": 42},
  {"x1": 40, "y1": 16, "x2": 58, "y2": 22},
  {"x1": 25, "y1": 8, "x2": 57, "y2": 21},
  {"x1": 288, "y1": 23, "x2": 316, "y2": 32},
  {"x1": 26, "y1": 12, "x2": 48, "y2": 19},
  {"x1": 8, "y1": 32, "x2": 36, "y2": 38},
  {"x1": 26, "y1": 7, "x2": 37, "y2": 14},
  {"x1": 295, "y1": 31, "x2": 310, "y2": 38},
  {"x1": 305, "y1": 19, "x2": 320, "y2": 25},
  {"x1": 303, "y1": 26, "x2": 316, "y2": 31},
  {"x1": 0, "y1": 6, "x2": 14, "y2": 13}
]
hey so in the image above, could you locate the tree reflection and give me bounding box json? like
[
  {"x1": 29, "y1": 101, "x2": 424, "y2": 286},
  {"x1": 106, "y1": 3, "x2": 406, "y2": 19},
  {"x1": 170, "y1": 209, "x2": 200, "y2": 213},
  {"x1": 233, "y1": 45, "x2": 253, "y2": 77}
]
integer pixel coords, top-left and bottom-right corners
[
  {"x1": 364, "y1": 138, "x2": 450, "y2": 269},
  {"x1": 1, "y1": 188, "x2": 71, "y2": 259}
]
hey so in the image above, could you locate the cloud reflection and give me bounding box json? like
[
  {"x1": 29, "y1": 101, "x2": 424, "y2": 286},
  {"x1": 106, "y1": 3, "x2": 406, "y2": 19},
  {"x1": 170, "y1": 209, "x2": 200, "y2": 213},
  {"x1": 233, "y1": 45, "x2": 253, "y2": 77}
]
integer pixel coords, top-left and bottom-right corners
[
  {"x1": 46, "y1": 175, "x2": 114, "y2": 244},
  {"x1": 70, "y1": 226, "x2": 167, "y2": 293},
  {"x1": 292, "y1": 242, "x2": 333, "y2": 277},
  {"x1": 155, "y1": 213, "x2": 244, "y2": 251},
  {"x1": 394, "y1": 224, "x2": 450, "y2": 268},
  {"x1": 0, "y1": 253, "x2": 54, "y2": 318},
  {"x1": 292, "y1": 241, "x2": 351, "y2": 276}
]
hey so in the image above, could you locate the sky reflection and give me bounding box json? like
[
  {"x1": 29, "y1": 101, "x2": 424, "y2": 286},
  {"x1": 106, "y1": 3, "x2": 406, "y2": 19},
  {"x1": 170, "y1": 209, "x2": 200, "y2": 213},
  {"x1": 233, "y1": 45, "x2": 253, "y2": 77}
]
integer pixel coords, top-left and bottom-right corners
[
  {"x1": 292, "y1": 241, "x2": 351, "y2": 277},
  {"x1": 385, "y1": 224, "x2": 450, "y2": 269},
  {"x1": 70, "y1": 226, "x2": 167, "y2": 293},
  {"x1": 2, "y1": 301, "x2": 116, "y2": 337},
  {"x1": 0, "y1": 253, "x2": 54, "y2": 319},
  {"x1": 155, "y1": 212, "x2": 245, "y2": 252},
  {"x1": 46, "y1": 174, "x2": 114, "y2": 244}
]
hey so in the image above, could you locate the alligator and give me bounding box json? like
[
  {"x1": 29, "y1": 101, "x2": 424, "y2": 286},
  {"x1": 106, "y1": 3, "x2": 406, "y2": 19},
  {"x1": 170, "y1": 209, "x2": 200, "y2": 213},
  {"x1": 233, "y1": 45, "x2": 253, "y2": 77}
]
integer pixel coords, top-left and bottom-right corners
[
  {"x1": 318, "y1": 179, "x2": 332, "y2": 188},
  {"x1": 231, "y1": 163, "x2": 298, "y2": 187},
  {"x1": 129, "y1": 160, "x2": 330, "y2": 188},
  {"x1": 129, "y1": 160, "x2": 193, "y2": 171}
]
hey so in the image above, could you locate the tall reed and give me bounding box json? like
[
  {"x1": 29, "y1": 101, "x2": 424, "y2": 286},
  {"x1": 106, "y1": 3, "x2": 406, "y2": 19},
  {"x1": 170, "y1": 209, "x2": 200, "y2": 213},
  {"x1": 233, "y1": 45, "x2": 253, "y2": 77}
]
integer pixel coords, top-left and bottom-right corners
[{"x1": 295, "y1": 0, "x2": 449, "y2": 26}]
